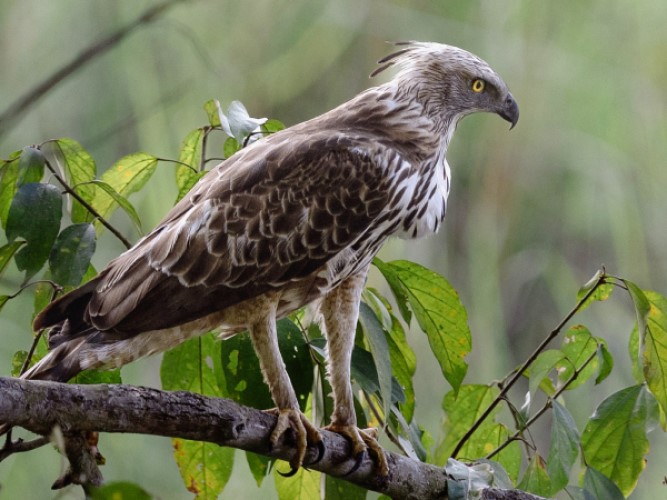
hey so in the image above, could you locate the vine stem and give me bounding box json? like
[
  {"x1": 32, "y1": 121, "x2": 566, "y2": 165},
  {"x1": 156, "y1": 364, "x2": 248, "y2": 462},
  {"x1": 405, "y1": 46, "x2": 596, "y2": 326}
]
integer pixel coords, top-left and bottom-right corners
[
  {"x1": 451, "y1": 270, "x2": 607, "y2": 457},
  {"x1": 44, "y1": 158, "x2": 132, "y2": 249}
]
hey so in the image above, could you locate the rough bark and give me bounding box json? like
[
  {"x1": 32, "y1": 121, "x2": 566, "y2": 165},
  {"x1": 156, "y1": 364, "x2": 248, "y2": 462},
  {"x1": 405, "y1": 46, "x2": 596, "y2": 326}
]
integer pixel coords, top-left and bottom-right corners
[{"x1": 0, "y1": 377, "x2": 543, "y2": 499}]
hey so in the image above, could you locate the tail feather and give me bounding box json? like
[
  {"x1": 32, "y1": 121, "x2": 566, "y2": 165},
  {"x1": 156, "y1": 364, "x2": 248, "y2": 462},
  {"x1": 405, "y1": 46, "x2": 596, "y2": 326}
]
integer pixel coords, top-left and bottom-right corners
[
  {"x1": 33, "y1": 277, "x2": 100, "y2": 332},
  {"x1": 20, "y1": 337, "x2": 88, "y2": 382}
]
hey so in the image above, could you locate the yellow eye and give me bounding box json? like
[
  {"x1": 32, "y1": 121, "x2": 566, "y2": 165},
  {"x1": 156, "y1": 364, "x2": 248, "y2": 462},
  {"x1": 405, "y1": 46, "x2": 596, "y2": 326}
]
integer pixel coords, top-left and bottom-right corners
[{"x1": 471, "y1": 79, "x2": 485, "y2": 93}]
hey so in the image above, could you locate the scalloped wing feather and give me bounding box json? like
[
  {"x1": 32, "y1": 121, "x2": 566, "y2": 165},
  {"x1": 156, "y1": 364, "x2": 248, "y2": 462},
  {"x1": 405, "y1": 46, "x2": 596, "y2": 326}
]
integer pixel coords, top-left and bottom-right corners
[{"x1": 81, "y1": 131, "x2": 396, "y2": 335}]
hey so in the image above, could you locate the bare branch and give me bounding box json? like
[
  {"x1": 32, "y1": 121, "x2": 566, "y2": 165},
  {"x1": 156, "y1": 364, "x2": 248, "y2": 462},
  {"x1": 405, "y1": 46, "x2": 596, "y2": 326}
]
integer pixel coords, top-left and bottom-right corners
[{"x1": 0, "y1": 377, "x2": 544, "y2": 499}]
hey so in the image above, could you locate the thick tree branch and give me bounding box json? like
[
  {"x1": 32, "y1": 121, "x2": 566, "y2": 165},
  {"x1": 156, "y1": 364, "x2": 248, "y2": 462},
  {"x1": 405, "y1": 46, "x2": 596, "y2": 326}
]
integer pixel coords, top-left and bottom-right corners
[{"x1": 0, "y1": 377, "x2": 543, "y2": 499}]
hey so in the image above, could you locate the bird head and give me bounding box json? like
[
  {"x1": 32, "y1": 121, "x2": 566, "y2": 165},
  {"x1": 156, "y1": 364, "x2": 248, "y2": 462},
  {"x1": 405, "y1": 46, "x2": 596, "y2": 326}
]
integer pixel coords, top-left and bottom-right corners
[{"x1": 373, "y1": 42, "x2": 519, "y2": 130}]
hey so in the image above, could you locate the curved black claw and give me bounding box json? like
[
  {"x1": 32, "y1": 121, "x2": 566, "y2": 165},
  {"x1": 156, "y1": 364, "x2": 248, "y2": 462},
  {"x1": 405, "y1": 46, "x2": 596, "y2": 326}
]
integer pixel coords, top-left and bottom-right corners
[
  {"x1": 277, "y1": 465, "x2": 300, "y2": 478},
  {"x1": 344, "y1": 450, "x2": 366, "y2": 477},
  {"x1": 307, "y1": 440, "x2": 325, "y2": 466}
]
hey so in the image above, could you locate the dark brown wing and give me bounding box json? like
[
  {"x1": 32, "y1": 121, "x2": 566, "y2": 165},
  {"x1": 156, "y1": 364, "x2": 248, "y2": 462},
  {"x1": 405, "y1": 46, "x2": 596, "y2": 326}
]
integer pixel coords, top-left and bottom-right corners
[{"x1": 37, "y1": 130, "x2": 401, "y2": 337}]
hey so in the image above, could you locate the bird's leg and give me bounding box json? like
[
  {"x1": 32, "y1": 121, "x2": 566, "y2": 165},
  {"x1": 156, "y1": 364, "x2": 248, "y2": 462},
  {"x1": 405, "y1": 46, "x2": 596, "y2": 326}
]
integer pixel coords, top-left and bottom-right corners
[
  {"x1": 320, "y1": 270, "x2": 389, "y2": 476},
  {"x1": 247, "y1": 301, "x2": 321, "y2": 474}
]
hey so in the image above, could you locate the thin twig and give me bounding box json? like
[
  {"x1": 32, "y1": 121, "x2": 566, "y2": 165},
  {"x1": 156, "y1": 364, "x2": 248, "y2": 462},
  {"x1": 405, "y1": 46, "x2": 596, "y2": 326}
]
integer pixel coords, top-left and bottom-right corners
[
  {"x1": 0, "y1": 436, "x2": 50, "y2": 461},
  {"x1": 44, "y1": 158, "x2": 132, "y2": 249},
  {"x1": 16, "y1": 281, "x2": 62, "y2": 375},
  {"x1": 451, "y1": 270, "x2": 607, "y2": 457},
  {"x1": 0, "y1": 0, "x2": 187, "y2": 138},
  {"x1": 486, "y1": 346, "x2": 599, "y2": 459}
]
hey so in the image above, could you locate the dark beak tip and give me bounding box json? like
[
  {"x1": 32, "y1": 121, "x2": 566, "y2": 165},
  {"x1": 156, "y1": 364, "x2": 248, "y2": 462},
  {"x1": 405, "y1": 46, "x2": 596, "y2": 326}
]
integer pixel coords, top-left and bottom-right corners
[{"x1": 501, "y1": 95, "x2": 519, "y2": 130}]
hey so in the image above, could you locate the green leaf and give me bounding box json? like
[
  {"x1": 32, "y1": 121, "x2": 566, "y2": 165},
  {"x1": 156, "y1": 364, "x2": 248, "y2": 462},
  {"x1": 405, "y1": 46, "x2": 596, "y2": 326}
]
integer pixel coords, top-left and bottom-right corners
[
  {"x1": 373, "y1": 257, "x2": 411, "y2": 323},
  {"x1": 223, "y1": 137, "x2": 241, "y2": 158},
  {"x1": 581, "y1": 384, "x2": 658, "y2": 496},
  {"x1": 324, "y1": 475, "x2": 367, "y2": 500},
  {"x1": 435, "y1": 384, "x2": 499, "y2": 464},
  {"x1": 518, "y1": 455, "x2": 552, "y2": 497},
  {"x1": 0, "y1": 241, "x2": 26, "y2": 280},
  {"x1": 52, "y1": 138, "x2": 97, "y2": 223},
  {"x1": 526, "y1": 349, "x2": 565, "y2": 397},
  {"x1": 595, "y1": 342, "x2": 614, "y2": 385},
  {"x1": 176, "y1": 128, "x2": 206, "y2": 202},
  {"x1": 245, "y1": 451, "x2": 271, "y2": 487},
  {"x1": 221, "y1": 319, "x2": 313, "y2": 412},
  {"x1": 11, "y1": 350, "x2": 28, "y2": 377},
  {"x1": 49, "y1": 223, "x2": 96, "y2": 286},
  {"x1": 359, "y1": 302, "x2": 392, "y2": 420},
  {"x1": 91, "y1": 152, "x2": 157, "y2": 226},
  {"x1": 90, "y1": 481, "x2": 152, "y2": 500},
  {"x1": 276, "y1": 318, "x2": 315, "y2": 411},
  {"x1": 629, "y1": 326, "x2": 643, "y2": 383},
  {"x1": 82, "y1": 180, "x2": 143, "y2": 233},
  {"x1": 640, "y1": 291, "x2": 667, "y2": 417},
  {"x1": 556, "y1": 325, "x2": 599, "y2": 390},
  {"x1": 261, "y1": 119, "x2": 286, "y2": 134},
  {"x1": 0, "y1": 295, "x2": 10, "y2": 313},
  {"x1": 72, "y1": 369, "x2": 121, "y2": 385},
  {"x1": 386, "y1": 314, "x2": 416, "y2": 422},
  {"x1": 6, "y1": 183, "x2": 62, "y2": 281},
  {"x1": 582, "y1": 467, "x2": 624, "y2": 500},
  {"x1": 203, "y1": 99, "x2": 222, "y2": 127},
  {"x1": 274, "y1": 466, "x2": 320, "y2": 500},
  {"x1": 0, "y1": 151, "x2": 21, "y2": 228},
  {"x1": 547, "y1": 401, "x2": 580, "y2": 494},
  {"x1": 379, "y1": 260, "x2": 471, "y2": 393},
  {"x1": 16, "y1": 147, "x2": 45, "y2": 186},
  {"x1": 161, "y1": 333, "x2": 233, "y2": 498},
  {"x1": 349, "y1": 346, "x2": 404, "y2": 406},
  {"x1": 222, "y1": 332, "x2": 272, "y2": 410},
  {"x1": 576, "y1": 270, "x2": 613, "y2": 312},
  {"x1": 624, "y1": 279, "x2": 650, "y2": 348}
]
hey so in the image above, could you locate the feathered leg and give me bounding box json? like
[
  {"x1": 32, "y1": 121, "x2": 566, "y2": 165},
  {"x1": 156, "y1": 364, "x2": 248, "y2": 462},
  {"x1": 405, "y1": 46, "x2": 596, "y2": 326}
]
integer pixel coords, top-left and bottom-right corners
[
  {"x1": 320, "y1": 269, "x2": 388, "y2": 476},
  {"x1": 247, "y1": 298, "x2": 321, "y2": 474}
]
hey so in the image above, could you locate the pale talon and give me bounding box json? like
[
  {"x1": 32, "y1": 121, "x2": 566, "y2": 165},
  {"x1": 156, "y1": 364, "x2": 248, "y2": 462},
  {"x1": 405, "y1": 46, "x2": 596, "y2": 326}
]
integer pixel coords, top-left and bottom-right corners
[
  {"x1": 266, "y1": 408, "x2": 322, "y2": 472},
  {"x1": 324, "y1": 424, "x2": 389, "y2": 477}
]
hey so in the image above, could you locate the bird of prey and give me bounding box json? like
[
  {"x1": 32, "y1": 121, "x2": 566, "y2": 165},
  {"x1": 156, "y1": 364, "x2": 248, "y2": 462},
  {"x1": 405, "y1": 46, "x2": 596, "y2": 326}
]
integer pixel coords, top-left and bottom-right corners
[{"x1": 20, "y1": 42, "x2": 518, "y2": 476}]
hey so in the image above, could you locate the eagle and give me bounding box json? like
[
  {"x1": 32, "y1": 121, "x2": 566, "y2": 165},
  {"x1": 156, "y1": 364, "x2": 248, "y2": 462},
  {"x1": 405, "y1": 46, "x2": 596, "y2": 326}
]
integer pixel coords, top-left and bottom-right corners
[{"x1": 17, "y1": 42, "x2": 518, "y2": 476}]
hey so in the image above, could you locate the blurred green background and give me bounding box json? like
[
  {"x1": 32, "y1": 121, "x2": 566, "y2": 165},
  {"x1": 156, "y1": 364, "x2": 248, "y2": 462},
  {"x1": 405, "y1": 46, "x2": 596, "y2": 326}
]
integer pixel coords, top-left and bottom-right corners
[{"x1": 1, "y1": 0, "x2": 665, "y2": 498}]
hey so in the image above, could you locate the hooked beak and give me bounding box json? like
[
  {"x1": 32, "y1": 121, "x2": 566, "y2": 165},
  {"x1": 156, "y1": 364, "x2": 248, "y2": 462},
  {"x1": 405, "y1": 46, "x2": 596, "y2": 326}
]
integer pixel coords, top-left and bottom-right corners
[{"x1": 498, "y1": 93, "x2": 519, "y2": 130}]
